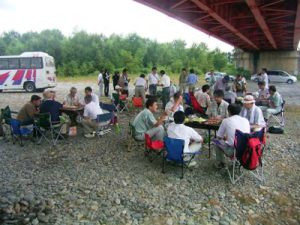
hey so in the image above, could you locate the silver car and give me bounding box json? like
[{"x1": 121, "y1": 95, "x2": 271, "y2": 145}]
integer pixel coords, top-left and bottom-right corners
[{"x1": 251, "y1": 70, "x2": 297, "y2": 84}]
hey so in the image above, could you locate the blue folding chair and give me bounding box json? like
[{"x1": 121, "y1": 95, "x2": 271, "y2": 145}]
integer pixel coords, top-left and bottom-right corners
[
  {"x1": 183, "y1": 93, "x2": 192, "y2": 106},
  {"x1": 96, "y1": 112, "x2": 113, "y2": 138},
  {"x1": 10, "y1": 119, "x2": 33, "y2": 147},
  {"x1": 163, "y1": 136, "x2": 200, "y2": 179},
  {"x1": 100, "y1": 102, "x2": 117, "y2": 112}
]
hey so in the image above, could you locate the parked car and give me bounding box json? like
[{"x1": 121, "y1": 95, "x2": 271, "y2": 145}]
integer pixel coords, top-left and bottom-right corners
[
  {"x1": 205, "y1": 72, "x2": 235, "y2": 82},
  {"x1": 251, "y1": 70, "x2": 297, "y2": 84}
]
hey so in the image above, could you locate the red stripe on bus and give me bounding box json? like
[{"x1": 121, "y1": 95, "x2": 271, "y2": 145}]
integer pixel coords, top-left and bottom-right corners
[
  {"x1": 12, "y1": 69, "x2": 25, "y2": 85},
  {"x1": 25, "y1": 69, "x2": 32, "y2": 80},
  {"x1": 0, "y1": 72, "x2": 10, "y2": 85},
  {"x1": 33, "y1": 69, "x2": 36, "y2": 82}
]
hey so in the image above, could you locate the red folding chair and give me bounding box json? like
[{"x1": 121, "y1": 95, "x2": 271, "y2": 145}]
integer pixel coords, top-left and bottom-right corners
[{"x1": 144, "y1": 133, "x2": 164, "y2": 162}]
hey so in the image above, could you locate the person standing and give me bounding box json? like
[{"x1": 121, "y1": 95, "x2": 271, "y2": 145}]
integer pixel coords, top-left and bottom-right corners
[
  {"x1": 214, "y1": 75, "x2": 230, "y2": 92},
  {"x1": 179, "y1": 68, "x2": 187, "y2": 93},
  {"x1": 118, "y1": 68, "x2": 130, "y2": 96},
  {"x1": 208, "y1": 70, "x2": 216, "y2": 88},
  {"x1": 159, "y1": 70, "x2": 171, "y2": 109},
  {"x1": 103, "y1": 69, "x2": 110, "y2": 97},
  {"x1": 260, "y1": 68, "x2": 269, "y2": 88},
  {"x1": 98, "y1": 69, "x2": 104, "y2": 97},
  {"x1": 147, "y1": 67, "x2": 159, "y2": 95},
  {"x1": 232, "y1": 74, "x2": 247, "y2": 97},
  {"x1": 112, "y1": 71, "x2": 120, "y2": 90},
  {"x1": 134, "y1": 74, "x2": 147, "y2": 101},
  {"x1": 186, "y1": 69, "x2": 198, "y2": 92}
]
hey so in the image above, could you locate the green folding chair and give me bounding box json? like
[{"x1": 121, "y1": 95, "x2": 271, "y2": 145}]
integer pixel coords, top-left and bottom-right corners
[{"x1": 35, "y1": 113, "x2": 66, "y2": 146}]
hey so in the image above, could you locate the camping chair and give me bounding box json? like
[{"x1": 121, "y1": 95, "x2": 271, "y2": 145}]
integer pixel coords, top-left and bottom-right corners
[
  {"x1": 1, "y1": 106, "x2": 18, "y2": 140},
  {"x1": 10, "y1": 119, "x2": 33, "y2": 147},
  {"x1": 112, "y1": 93, "x2": 128, "y2": 113},
  {"x1": 99, "y1": 102, "x2": 120, "y2": 133},
  {"x1": 144, "y1": 133, "x2": 164, "y2": 162},
  {"x1": 183, "y1": 93, "x2": 192, "y2": 107},
  {"x1": 131, "y1": 97, "x2": 143, "y2": 113},
  {"x1": 162, "y1": 136, "x2": 200, "y2": 179},
  {"x1": 35, "y1": 113, "x2": 66, "y2": 146},
  {"x1": 127, "y1": 121, "x2": 144, "y2": 151},
  {"x1": 268, "y1": 100, "x2": 285, "y2": 127},
  {"x1": 222, "y1": 129, "x2": 265, "y2": 184},
  {"x1": 96, "y1": 112, "x2": 113, "y2": 138}
]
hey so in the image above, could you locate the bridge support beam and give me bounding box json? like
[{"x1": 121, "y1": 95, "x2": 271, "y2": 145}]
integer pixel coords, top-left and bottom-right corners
[{"x1": 234, "y1": 50, "x2": 300, "y2": 75}]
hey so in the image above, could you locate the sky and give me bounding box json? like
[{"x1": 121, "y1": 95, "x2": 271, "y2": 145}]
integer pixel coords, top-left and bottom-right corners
[{"x1": 0, "y1": 0, "x2": 233, "y2": 52}]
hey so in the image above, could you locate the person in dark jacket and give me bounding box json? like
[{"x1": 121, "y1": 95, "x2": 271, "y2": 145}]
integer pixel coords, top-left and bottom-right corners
[
  {"x1": 40, "y1": 90, "x2": 63, "y2": 123},
  {"x1": 112, "y1": 71, "x2": 120, "y2": 90},
  {"x1": 103, "y1": 69, "x2": 110, "y2": 97}
]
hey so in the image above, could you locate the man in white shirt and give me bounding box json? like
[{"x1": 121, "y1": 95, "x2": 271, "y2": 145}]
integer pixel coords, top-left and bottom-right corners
[
  {"x1": 81, "y1": 95, "x2": 103, "y2": 138},
  {"x1": 147, "y1": 67, "x2": 159, "y2": 95},
  {"x1": 165, "y1": 92, "x2": 184, "y2": 122},
  {"x1": 63, "y1": 87, "x2": 80, "y2": 106},
  {"x1": 84, "y1": 87, "x2": 99, "y2": 105},
  {"x1": 240, "y1": 95, "x2": 266, "y2": 131},
  {"x1": 195, "y1": 84, "x2": 211, "y2": 112},
  {"x1": 214, "y1": 104, "x2": 250, "y2": 168},
  {"x1": 159, "y1": 70, "x2": 171, "y2": 108},
  {"x1": 167, "y1": 111, "x2": 203, "y2": 166},
  {"x1": 98, "y1": 70, "x2": 104, "y2": 97},
  {"x1": 260, "y1": 68, "x2": 269, "y2": 88},
  {"x1": 134, "y1": 74, "x2": 147, "y2": 101}
]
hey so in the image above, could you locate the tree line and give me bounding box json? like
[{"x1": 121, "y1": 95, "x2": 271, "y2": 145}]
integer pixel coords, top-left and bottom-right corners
[{"x1": 0, "y1": 29, "x2": 240, "y2": 77}]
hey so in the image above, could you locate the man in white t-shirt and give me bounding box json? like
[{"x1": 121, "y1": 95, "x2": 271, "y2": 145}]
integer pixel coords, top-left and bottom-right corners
[
  {"x1": 214, "y1": 104, "x2": 250, "y2": 168},
  {"x1": 98, "y1": 70, "x2": 104, "y2": 97},
  {"x1": 81, "y1": 95, "x2": 103, "y2": 138},
  {"x1": 147, "y1": 67, "x2": 159, "y2": 95},
  {"x1": 134, "y1": 74, "x2": 147, "y2": 101},
  {"x1": 260, "y1": 68, "x2": 269, "y2": 88},
  {"x1": 83, "y1": 87, "x2": 99, "y2": 106},
  {"x1": 167, "y1": 111, "x2": 203, "y2": 166},
  {"x1": 165, "y1": 92, "x2": 184, "y2": 122},
  {"x1": 159, "y1": 70, "x2": 171, "y2": 108}
]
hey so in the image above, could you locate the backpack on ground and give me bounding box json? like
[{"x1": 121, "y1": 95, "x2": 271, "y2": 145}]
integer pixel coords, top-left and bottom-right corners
[
  {"x1": 268, "y1": 126, "x2": 284, "y2": 134},
  {"x1": 240, "y1": 137, "x2": 262, "y2": 170}
]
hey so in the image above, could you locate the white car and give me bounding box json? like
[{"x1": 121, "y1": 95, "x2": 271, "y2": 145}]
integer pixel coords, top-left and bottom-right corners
[
  {"x1": 205, "y1": 72, "x2": 235, "y2": 82},
  {"x1": 251, "y1": 70, "x2": 297, "y2": 84}
]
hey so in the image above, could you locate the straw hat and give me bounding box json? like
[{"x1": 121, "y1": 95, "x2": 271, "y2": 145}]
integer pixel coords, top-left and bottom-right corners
[{"x1": 243, "y1": 95, "x2": 255, "y2": 104}]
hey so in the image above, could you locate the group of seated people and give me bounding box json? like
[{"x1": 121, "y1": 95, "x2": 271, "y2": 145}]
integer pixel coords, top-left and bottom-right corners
[
  {"x1": 16, "y1": 86, "x2": 108, "y2": 138},
  {"x1": 131, "y1": 77, "x2": 283, "y2": 167}
]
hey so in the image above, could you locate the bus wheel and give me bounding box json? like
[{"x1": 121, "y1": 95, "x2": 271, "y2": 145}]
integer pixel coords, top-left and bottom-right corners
[{"x1": 24, "y1": 82, "x2": 36, "y2": 92}]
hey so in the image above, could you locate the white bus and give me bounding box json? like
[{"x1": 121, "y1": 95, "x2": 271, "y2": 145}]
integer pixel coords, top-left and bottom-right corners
[{"x1": 0, "y1": 52, "x2": 57, "y2": 92}]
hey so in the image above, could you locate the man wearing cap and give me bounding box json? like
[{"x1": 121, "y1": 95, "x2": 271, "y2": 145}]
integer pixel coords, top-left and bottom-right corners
[
  {"x1": 240, "y1": 95, "x2": 266, "y2": 131},
  {"x1": 214, "y1": 75, "x2": 230, "y2": 92},
  {"x1": 17, "y1": 95, "x2": 41, "y2": 125}
]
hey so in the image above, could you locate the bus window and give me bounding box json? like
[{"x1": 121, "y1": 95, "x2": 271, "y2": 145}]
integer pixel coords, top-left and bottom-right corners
[
  {"x1": 0, "y1": 58, "x2": 8, "y2": 70},
  {"x1": 20, "y1": 58, "x2": 31, "y2": 69},
  {"x1": 8, "y1": 58, "x2": 20, "y2": 69},
  {"x1": 45, "y1": 57, "x2": 55, "y2": 67},
  {"x1": 31, "y1": 57, "x2": 43, "y2": 69}
]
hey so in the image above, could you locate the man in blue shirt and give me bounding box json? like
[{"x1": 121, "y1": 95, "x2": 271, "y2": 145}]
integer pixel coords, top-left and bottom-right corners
[
  {"x1": 40, "y1": 90, "x2": 63, "y2": 123},
  {"x1": 186, "y1": 69, "x2": 198, "y2": 92}
]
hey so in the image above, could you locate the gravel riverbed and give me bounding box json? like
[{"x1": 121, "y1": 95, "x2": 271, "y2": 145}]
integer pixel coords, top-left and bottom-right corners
[{"x1": 0, "y1": 81, "x2": 299, "y2": 225}]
